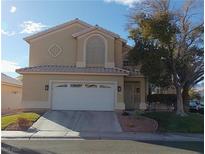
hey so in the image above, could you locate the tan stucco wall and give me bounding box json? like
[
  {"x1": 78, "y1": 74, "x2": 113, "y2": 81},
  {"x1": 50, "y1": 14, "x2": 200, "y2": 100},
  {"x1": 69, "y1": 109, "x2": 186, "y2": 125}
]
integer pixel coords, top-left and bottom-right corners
[
  {"x1": 22, "y1": 74, "x2": 124, "y2": 110},
  {"x1": 29, "y1": 23, "x2": 86, "y2": 66},
  {"x1": 28, "y1": 24, "x2": 124, "y2": 68},
  {"x1": 124, "y1": 77, "x2": 147, "y2": 110},
  {"x1": 1, "y1": 84, "x2": 22, "y2": 113}
]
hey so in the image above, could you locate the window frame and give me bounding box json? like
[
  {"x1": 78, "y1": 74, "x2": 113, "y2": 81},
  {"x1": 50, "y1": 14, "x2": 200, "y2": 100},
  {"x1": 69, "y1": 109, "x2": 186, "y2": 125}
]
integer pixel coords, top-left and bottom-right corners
[{"x1": 83, "y1": 34, "x2": 108, "y2": 67}]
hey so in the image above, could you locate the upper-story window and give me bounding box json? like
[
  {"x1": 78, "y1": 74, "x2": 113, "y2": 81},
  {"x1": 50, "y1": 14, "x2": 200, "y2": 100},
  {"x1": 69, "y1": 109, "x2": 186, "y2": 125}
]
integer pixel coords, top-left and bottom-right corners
[
  {"x1": 86, "y1": 35, "x2": 105, "y2": 67},
  {"x1": 123, "y1": 59, "x2": 129, "y2": 66}
]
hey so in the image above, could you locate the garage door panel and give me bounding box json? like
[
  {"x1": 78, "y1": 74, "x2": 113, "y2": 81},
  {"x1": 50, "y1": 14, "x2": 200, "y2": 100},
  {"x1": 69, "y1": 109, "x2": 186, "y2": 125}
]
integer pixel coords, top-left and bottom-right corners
[{"x1": 52, "y1": 82, "x2": 115, "y2": 111}]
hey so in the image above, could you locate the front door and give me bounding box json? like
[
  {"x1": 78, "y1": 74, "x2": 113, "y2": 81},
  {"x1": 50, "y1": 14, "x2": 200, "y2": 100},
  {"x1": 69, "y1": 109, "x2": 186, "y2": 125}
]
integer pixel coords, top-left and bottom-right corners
[{"x1": 124, "y1": 82, "x2": 141, "y2": 110}]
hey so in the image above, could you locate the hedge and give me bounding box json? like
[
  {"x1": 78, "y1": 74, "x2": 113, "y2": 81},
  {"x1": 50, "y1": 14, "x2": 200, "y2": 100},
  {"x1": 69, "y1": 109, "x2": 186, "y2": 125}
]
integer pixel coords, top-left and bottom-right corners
[{"x1": 147, "y1": 94, "x2": 177, "y2": 105}]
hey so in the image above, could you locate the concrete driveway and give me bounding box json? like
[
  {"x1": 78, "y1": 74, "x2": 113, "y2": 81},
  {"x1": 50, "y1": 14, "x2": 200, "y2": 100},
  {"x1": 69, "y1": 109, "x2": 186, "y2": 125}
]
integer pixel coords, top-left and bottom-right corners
[{"x1": 30, "y1": 110, "x2": 122, "y2": 132}]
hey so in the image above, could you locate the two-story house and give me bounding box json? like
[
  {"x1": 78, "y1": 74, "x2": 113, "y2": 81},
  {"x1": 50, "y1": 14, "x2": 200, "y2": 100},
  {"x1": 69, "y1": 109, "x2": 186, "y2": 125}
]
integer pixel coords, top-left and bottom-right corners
[{"x1": 16, "y1": 19, "x2": 148, "y2": 111}]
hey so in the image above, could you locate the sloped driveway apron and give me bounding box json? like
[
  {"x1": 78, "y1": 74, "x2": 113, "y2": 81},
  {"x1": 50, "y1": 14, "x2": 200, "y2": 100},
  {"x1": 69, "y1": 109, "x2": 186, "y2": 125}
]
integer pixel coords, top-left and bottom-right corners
[{"x1": 30, "y1": 110, "x2": 122, "y2": 132}]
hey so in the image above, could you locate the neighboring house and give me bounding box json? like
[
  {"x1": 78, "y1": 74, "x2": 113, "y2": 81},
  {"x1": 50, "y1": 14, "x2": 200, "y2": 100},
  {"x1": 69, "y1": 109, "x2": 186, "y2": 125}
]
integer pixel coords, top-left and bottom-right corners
[
  {"x1": 192, "y1": 86, "x2": 204, "y2": 103},
  {"x1": 1, "y1": 73, "x2": 22, "y2": 114},
  {"x1": 16, "y1": 19, "x2": 147, "y2": 111}
]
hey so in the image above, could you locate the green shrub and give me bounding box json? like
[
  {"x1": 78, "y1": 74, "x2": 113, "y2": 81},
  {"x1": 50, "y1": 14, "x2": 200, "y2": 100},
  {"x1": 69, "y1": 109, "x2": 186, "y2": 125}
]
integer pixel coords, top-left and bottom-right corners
[{"x1": 147, "y1": 94, "x2": 177, "y2": 105}]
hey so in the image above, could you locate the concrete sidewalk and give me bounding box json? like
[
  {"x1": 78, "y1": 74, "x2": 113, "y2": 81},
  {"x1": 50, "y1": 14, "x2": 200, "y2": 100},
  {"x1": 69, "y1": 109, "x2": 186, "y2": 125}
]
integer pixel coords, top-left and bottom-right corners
[{"x1": 1, "y1": 131, "x2": 204, "y2": 141}]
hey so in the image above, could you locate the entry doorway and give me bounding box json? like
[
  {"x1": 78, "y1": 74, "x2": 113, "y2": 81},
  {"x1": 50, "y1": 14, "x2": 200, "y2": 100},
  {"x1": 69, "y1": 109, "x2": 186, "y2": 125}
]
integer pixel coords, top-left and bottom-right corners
[{"x1": 124, "y1": 82, "x2": 141, "y2": 110}]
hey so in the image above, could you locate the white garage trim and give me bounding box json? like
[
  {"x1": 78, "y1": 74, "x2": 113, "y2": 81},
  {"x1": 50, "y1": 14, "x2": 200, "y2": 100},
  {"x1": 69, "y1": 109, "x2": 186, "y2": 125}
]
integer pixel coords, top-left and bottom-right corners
[{"x1": 48, "y1": 80, "x2": 118, "y2": 110}]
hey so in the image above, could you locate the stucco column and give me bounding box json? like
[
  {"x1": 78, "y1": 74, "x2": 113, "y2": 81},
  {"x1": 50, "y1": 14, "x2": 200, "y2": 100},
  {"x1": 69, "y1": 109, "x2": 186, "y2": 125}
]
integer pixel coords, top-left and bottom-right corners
[
  {"x1": 115, "y1": 78, "x2": 125, "y2": 110},
  {"x1": 105, "y1": 38, "x2": 115, "y2": 68},
  {"x1": 76, "y1": 38, "x2": 86, "y2": 67}
]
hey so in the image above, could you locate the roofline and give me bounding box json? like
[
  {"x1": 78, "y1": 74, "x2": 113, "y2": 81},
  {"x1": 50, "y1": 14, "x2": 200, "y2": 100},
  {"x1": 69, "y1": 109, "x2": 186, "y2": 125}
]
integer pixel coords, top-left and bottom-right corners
[
  {"x1": 2, "y1": 82, "x2": 22, "y2": 87},
  {"x1": 72, "y1": 26, "x2": 119, "y2": 38},
  {"x1": 125, "y1": 75, "x2": 145, "y2": 78},
  {"x1": 72, "y1": 26, "x2": 127, "y2": 43},
  {"x1": 126, "y1": 44, "x2": 133, "y2": 49},
  {"x1": 16, "y1": 71, "x2": 128, "y2": 76},
  {"x1": 24, "y1": 19, "x2": 127, "y2": 43},
  {"x1": 23, "y1": 18, "x2": 92, "y2": 43},
  {"x1": 114, "y1": 67, "x2": 129, "y2": 73},
  {"x1": 120, "y1": 38, "x2": 127, "y2": 43}
]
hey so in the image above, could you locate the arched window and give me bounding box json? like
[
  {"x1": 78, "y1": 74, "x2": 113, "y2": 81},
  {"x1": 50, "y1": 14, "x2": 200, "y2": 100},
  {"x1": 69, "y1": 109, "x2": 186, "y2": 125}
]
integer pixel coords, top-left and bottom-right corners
[{"x1": 86, "y1": 35, "x2": 105, "y2": 67}]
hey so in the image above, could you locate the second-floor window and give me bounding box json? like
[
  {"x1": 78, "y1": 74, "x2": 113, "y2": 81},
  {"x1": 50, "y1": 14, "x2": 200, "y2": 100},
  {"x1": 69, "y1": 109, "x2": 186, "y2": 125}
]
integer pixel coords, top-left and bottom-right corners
[{"x1": 86, "y1": 35, "x2": 105, "y2": 66}]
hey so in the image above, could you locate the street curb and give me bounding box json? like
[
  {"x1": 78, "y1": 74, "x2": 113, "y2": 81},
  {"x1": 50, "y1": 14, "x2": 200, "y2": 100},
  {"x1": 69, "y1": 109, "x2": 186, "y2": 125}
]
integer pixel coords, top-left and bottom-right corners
[
  {"x1": 1, "y1": 137, "x2": 203, "y2": 142},
  {"x1": 1, "y1": 132, "x2": 204, "y2": 141}
]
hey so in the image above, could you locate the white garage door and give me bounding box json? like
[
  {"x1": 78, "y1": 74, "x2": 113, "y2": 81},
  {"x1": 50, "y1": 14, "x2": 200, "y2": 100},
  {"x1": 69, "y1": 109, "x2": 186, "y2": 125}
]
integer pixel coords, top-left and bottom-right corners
[{"x1": 51, "y1": 82, "x2": 116, "y2": 111}]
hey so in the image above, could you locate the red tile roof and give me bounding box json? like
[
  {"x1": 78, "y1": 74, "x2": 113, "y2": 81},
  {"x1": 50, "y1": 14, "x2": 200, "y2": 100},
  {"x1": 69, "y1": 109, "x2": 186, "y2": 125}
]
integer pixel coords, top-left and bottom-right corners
[{"x1": 16, "y1": 65, "x2": 129, "y2": 76}]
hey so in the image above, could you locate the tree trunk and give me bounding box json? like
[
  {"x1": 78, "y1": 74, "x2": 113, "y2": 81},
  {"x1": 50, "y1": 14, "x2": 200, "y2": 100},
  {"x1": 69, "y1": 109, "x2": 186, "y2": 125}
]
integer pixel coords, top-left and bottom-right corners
[
  {"x1": 182, "y1": 87, "x2": 190, "y2": 112},
  {"x1": 148, "y1": 84, "x2": 152, "y2": 111},
  {"x1": 176, "y1": 86, "x2": 186, "y2": 116}
]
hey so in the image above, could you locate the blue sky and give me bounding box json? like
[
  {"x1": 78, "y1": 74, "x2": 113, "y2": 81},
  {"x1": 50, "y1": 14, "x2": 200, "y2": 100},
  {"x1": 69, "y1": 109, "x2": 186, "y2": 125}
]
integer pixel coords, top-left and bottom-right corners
[{"x1": 1, "y1": 0, "x2": 203, "y2": 78}]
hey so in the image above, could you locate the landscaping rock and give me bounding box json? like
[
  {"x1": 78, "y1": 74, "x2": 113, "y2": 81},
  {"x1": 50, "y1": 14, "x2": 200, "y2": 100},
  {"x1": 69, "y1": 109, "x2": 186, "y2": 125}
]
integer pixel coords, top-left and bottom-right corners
[{"x1": 117, "y1": 112, "x2": 158, "y2": 132}]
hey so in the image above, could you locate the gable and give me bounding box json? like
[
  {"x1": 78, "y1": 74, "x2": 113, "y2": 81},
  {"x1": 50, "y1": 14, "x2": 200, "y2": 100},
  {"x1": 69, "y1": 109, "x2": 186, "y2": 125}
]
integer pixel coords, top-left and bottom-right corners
[
  {"x1": 72, "y1": 26, "x2": 119, "y2": 38},
  {"x1": 29, "y1": 23, "x2": 86, "y2": 43},
  {"x1": 24, "y1": 18, "x2": 92, "y2": 43},
  {"x1": 72, "y1": 25, "x2": 126, "y2": 43},
  {"x1": 24, "y1": 18, "x2": 126, "y2": 44},
  {"x1": 25, "y1": 19, "x2": 128, "y2": 68},
  {"x1": 28, "y1": 23, "x2": 86, "y2": 66}
]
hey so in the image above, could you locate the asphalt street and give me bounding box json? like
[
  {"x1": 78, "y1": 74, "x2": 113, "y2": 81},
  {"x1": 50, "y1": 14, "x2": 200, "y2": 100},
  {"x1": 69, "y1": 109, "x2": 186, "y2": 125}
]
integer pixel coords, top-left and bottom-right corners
[{"x1": 2, "y1": 139, "x2": 203, "y2": 154}]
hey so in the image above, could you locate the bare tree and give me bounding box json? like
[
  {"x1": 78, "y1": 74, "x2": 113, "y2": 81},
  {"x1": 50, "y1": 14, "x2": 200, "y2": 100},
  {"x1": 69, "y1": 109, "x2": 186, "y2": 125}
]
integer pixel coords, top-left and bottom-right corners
[{"x1": 128, "y1": 0, "x2": 203, "y2": 115}]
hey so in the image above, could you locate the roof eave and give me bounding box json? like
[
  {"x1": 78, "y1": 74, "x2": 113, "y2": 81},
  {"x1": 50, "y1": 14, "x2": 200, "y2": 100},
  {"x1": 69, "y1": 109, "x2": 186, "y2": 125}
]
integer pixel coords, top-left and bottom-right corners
[
  {"x1": 72, "y1": 26, "x2": 121, "y2": 39},
  {"x1": 23, "y1": 19, "x2": 92, "y2": 43},
  {"x1": 16, "y1": 71, "x2": 129, "y2": 76},
  {"x1": 24, "y1": 19, "x2": 127, "y2": 43},
  {"x1": 2, "y1": 82, "x2": 22, "y2": 87}
]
